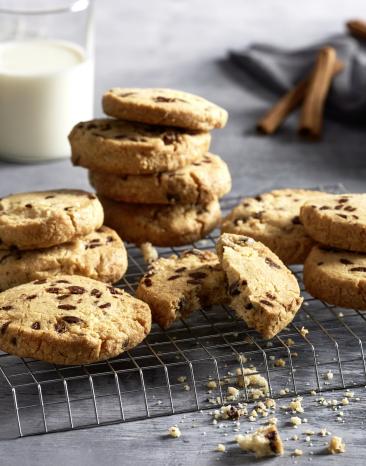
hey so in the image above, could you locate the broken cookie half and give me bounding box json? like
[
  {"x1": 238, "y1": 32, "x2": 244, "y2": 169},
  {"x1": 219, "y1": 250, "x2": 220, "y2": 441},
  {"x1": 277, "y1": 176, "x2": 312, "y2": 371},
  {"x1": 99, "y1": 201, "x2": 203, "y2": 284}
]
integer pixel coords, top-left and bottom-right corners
[{"x1": 216, "y1": 233, "x2": 303, "y2": 339}]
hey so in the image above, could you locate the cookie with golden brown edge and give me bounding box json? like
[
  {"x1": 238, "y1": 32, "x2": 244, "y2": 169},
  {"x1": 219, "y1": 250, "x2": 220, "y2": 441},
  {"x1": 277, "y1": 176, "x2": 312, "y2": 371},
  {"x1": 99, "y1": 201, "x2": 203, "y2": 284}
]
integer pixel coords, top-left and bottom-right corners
[
  {"x1": 304, "y1": 245, "x2": 366, "y2": 310},
  {"x1": 0, "y1": 226, "x2": 127, "y2": 291},
  {"x1": 216, "y1": 233, "x2": 303, "y2": 339},
  {"x1": 0, "y1": 275, "x2": 151, "y2": 365},
  {"x1": 136, "y1": 249, "x2": 227, "y2": 328},
  {"x1": 300, "y1": 193, "x2": 366, "y2": 252},
  {"x1": 0, "y1": 189, "x2": 104, "y2": 250},
  {"x1": 221, "y1": 189, "x2": 323, "y2": 264},
  {"x1": 69, "y1": 118, "x2": 210, "y2": 175},
  {"x1": 89, "y1": 153, "x2": 231, "y2": 205},
  {"x1": 101, "y1": 196, "x2": 221, "y2": 247},
  {"x1": 0, "y1": 275, "x2": 151, "y2": 364},
  {"x1": 102, "y1": 88, "x2": 228, "y2": 131}
]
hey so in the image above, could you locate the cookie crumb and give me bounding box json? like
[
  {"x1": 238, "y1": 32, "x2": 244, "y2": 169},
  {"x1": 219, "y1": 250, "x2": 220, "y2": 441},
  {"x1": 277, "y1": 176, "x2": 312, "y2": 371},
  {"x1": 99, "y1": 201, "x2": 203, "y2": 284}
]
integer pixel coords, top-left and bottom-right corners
[
  {"x1": 293, "y1": 448, "x2": 303, "y2": 456},
  {"x1": 140, "y1": 242, "x2": 158, "y2": 264},
  {"x1": 290, "y1": 416, "x2": 302, "y2": 427},
  {"x1": 216, "y1": 443, "x2": 226, "y2": 452},
  {"x1": 289, "y1": 397, "x2": 304, "y2": 413},
  {"x1": 300, "y1": 326, "x2": 309, "y2": 337},
  {"x1": 168, "y1": 426, "x2": 181, "y2": 438},
  {"x1": 207, "y1": 380, "x2": 217, "y2": 389},
  {"x1": 328, "y1": 436, "x2": 345, "y2": 454},
  {"x1": 236, "y1": 425, "x2": 284, "y2": 458},
  {"x1": 324, "y1": 370, "x2": 334, "y2": 381},
  {"x1": 177, "y1": 376, "x2": 187, "y2": 383},
  {"x1": 274, "y1": 358, "x2": 286, "y2": 367}
]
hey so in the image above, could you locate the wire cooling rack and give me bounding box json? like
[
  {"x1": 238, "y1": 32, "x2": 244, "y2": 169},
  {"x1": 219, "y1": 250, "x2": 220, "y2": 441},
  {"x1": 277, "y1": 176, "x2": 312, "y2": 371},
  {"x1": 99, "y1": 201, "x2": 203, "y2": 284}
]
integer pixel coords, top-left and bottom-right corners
[{"x1": 1, "y1": 184, "x2": 366, "y2": 438}]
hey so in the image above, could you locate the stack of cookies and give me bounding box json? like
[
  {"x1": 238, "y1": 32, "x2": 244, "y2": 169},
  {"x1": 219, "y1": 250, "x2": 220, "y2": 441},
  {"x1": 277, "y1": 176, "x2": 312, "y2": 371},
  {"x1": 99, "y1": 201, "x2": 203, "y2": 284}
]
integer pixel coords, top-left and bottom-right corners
[
  {"x1": 0, "y1": 189, "x2": 128, "y2": 291},
  {"x1": 69, "y1": 88, "x2": 231, "y2": 246}
]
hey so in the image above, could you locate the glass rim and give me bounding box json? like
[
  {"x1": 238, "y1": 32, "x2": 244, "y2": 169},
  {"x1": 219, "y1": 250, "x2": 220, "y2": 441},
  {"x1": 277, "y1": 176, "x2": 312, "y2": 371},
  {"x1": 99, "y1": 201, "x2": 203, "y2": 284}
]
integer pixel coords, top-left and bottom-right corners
[{"x1": 0, "y1": 0, "x2": 91, "y2": 15}]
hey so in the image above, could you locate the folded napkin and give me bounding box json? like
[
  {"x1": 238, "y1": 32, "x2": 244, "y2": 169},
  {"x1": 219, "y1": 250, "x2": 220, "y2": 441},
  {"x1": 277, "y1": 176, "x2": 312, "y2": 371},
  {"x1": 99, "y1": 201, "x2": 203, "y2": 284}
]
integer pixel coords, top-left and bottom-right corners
[{"x1": 229, "y1": 35, "x2": 366, "y2": 123}]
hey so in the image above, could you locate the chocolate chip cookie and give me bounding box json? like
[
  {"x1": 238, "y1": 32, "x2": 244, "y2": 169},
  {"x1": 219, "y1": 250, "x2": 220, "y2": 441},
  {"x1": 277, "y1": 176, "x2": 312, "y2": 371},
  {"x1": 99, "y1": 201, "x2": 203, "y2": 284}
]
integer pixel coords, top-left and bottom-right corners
[
  {"x1": 102, "y1": 88, "x2": 228, "y2": 131},
  {"x1": 136, "y1": 249, "x2": 227, "y2": 328},
  {"x1": 0, "y1": 226, "x2": 127, "y2": 291},
  {"x1": 304, "y1": 245, "x2": 366, "y2": 310},
  {"x1": 101, "y1": 196, "x2": 221, "y2": 246},
  {"x1": 69, "y1": 118, "x2": 211, "y2": 175},
  {"x1": 0, "y1": 275, "x2": 151, "y2": 365},
  {"x1": 300, "y1": 193, "x2": 366, "y2": 252},
  {"x1": 216, "y1": 233, "x2": 303, "y2": 339},
  {"x1": 89, "y1": 153, "x2": 231, "y2": 205},
  {"x1": 0, "y1": 189, "x2": 104, "y2": 250},
  {"x1": 221, "y1": 189, "x2": 323, "y2": 264}
]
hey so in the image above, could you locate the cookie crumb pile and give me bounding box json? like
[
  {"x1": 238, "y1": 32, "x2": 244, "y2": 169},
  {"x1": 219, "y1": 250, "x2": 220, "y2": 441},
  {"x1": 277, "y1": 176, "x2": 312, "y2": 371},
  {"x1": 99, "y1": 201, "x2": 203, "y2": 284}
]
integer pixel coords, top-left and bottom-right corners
[
  {"x1": 0, "y1": 189, "x2": 128, "y2": 290},
  {"x1": 69, "y1": 87, "x2": 231, "y2": 246}
]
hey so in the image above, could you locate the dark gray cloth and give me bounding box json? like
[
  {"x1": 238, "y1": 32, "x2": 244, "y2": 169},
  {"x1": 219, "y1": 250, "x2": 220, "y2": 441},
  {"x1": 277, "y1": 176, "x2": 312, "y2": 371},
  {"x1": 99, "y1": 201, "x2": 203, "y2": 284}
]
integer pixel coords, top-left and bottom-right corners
[{"x1": 229, "y1": 35, "x2": 366, "y2": 122}]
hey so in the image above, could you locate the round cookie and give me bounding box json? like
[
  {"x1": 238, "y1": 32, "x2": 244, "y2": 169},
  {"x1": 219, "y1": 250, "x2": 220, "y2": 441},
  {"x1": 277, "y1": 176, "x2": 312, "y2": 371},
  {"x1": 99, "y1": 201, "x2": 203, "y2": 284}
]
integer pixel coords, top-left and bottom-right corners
[
  {"x1": 0, "y1": 189, "x2": 104, "y2": 250},
  {"x1": 100, "y1": 197, "x2": 221, "y2": 247},
  {"x1": 0, "y1": 226, "x2": 127, "y2": 291},
  {"x1": 136, "y1": 249, "x2": 227, "y2": 328},
  {"x1": 70, "y1": 118, "x2": 211, "y2": 175},
  {"x1": 89, "y1": 153, "x2": 231, "y2": 205},
  {"x1": 300, "y1": 193, "x2": 366, "y2": 252},
  {"x1": 102, "y1": 88, "x2": 228, "y2": 131},
  {"x1": 216, "y1": 233, "x2": 303, "y2": 339},
  {"x1": 0, "y1": 275, "x2": 151, "y2": 365},
  {"x1": 304, "y1": 245, "x2": 366, "y2": 310},
  {"x1": 221, "y1": 189, "x2": 324, "y2": 264}
]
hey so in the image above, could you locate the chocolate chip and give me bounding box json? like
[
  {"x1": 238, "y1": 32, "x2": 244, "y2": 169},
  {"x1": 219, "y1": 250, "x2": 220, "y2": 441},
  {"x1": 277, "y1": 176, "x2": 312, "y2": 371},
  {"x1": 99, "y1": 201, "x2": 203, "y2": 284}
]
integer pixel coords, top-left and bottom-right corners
[
  {"x1": 87, "y1": 194, "x2": 97, "y2": 200},
  {"x1": 31, "y1": 322, "x2": 41, "y2": 330},
  {"x1": 252, "y1": 211, "x2": 264, "y2": 220},
  {"x1": 245, "y1": 303, "x2": 253, "y2": 310},
  {"x1": 234, "y1": 216, "x2": 247, "y2": 226},
  {"x1": 188, "y1": 272, "x2": 207, "y2": 280},
  {"x1": 45, "y1": 195, "x2": 55, "y2": 199},
  {"x1": 175, "y1": 267, "x2": 187, "y2": 273},
  {"x1": 99, "y1": 303, "x2": 111, "y2": 309},
  {"x1": 46, "y1": 287, "x2": 60, "y2": 294},
  {"x1": 340, "y1": 258, "x2": 353, "y2": 265},
  {"x1": 54, "y1": 322, "x2": 67, "y2": 333},
  {"x1": 33, "y1": 279, "x2": 47, "y2": 285},
  {"x1": 186, "y1": 279, "x2": 202, "y2": 285},
  {"x1": 58, "y1": 304, "x2": 77, "y2": 310},
  {"x1": 25, "y1": 204, "x2": 32, "y2": 208},
  {"x1": 67, "y1": 286, "x2": 86, "y2": 295},
  {"x1": 266, "y1": 292, "x2": 276, "y2": 300},
  {"x1": 319, "y1": 206, "x2": 330, "y2": 210},
  {"x1": 260, "y1": 299, "x2": 273, "y2": 307},
  {"x1": 336, "y1": 214, "x2": 347, "y2": 219},
  {"x1": 168, "y1": 275, "x2": 181, "y2": 281},
  {"x1": 62, "y1": 316, "x2": 83, "y2": 324},
  {"x1": 57, "y1": 294, "x2": 70, "y2": 301},
  {"x1": 349, "y1": 267, "x2": 366, "y2": 272},
  {"x1": 1, "y1": 321, "x2": 10, "y2": 334},
  {"x1": 292, "y1": 216, "x2": 301, "y2": 224},
  {"x1": 162, "y1": 132, "x2": 179, "y2": 145},
  {"x1": 317, "y1": 262, "x2": 324, "y2": 266},
  {"x1": 338, "y1": 197, "x2": 349, "y2": 203},
  {"x1": 144, "y1": 277, "x2": 153, "y2": 287},
  {"x1": 265, "y1": 257, "x2": 281, "y2": 269},
  {"x1": 344, "y1": 206, "x2": 356, "y2": 212},
  {"x1": 26, "y1": 294, "x2": 37, "y2": 300},
  {"x1": 334, "y1": 205, "x2": 343, "y2": 210},
  {"x1": 229, "y1": 281, "x2": 241, "y2": 296},
  {"x1": 0, "y1": 305, "x2": 12, "y2": 311},
  {"x1": 227, "y1": 406, "x2": 241, "y2": 420},
  {"x1": 153, "y1": 96, "x2": 178, "y2": 103},
  {"x1": 255, "y1": 195, "x2": 262, "y2": 201},
  {"x1": 353, "y1": 215, "x2": 359, "y2": 219},
  {"x1": 55, "y1": 279, "x2": 71, "y2": 284},
  {"x1": 106, "y1": 236, "x2": 114, "y2": 243},
  {"x1": 242, "y1": 280, "x2": 248, "y2": 286},
  {"x1": 10, "y1": 337, "x2": 16, "y2": 346}
]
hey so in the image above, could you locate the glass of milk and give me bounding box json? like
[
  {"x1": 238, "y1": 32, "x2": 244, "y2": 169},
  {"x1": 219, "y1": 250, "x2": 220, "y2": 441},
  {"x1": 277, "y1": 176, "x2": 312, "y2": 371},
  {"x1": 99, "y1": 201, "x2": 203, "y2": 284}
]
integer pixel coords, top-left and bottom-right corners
[{"x1": 0, "y1": 0, "x2": 94, "y2": 162}]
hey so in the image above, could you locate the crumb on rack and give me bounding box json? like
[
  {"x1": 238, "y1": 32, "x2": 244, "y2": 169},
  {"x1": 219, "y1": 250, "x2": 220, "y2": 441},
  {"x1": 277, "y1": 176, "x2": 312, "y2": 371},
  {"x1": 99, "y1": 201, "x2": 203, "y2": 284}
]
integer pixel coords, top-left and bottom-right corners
[
  {"x1": 177, "y1": 376, "x2": 187, "y2": 383},
  {"x1": 274, "y1": 358, "x2": 286, "y2": 367},
  {"x1": 207, "y1": 380, "x2": 217, "y2": 389},
  {"x1": 140, "y1": 242, "x2": 158, "y2": 264},
  {"x1": 300, "y1": 326, "x2": 309, "y2": 337}
]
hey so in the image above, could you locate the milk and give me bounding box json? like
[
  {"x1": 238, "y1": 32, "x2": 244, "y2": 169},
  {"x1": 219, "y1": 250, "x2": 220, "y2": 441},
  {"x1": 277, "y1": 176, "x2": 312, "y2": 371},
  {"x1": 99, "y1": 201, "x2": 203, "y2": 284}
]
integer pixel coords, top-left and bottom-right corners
[{"x1": 0, "y1": 40, "x2": 94, "y2": 162}]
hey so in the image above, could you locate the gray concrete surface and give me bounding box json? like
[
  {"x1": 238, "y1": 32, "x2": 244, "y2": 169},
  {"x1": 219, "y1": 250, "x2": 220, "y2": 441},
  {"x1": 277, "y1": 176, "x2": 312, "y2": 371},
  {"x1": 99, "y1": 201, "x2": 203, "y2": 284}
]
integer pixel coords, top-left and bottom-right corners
[{"x1": 0, "y1": 0, "x2": 366, "y2": 464}]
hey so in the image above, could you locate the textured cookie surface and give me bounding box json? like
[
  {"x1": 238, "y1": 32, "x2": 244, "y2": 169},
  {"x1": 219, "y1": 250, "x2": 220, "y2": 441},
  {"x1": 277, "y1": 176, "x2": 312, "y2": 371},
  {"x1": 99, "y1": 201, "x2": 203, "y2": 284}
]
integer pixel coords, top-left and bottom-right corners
[
  {"x1": 0, "y1": 226, "x2": 127, "y2": 291},
  {"x1": 102, "y1": 88, "x2": 228, "y2": 131},
  {"x1": 221, "y1": 189, "x2": 323, "y2": 264},
  {"x1": 0, "y1": 190, "x2": 104, "y2": 250},
  {"x1": 216, "y1": 233, "x2": 303, "y2": 339},
  {"x1": 0, "y1": 275, "x2": 151, "y2": 365},
  {"x1": 300, "y1": 193, "x2": 366, "y2": 252},
  {"x1": 101, "y1": 197, "x2": 221, "y2": 247},
  {"x1": 90, "y1": 154, "x2": 231, "y2": 205},
  {"x1": 70, "y1": 118, "x2": 210, "y2": 175},
  {"x1": 304, "y1": 245, "x2": 366, "y2": 310},
  {"x1": 136, "y1": 249, "x2": 227, "y2": 328}
]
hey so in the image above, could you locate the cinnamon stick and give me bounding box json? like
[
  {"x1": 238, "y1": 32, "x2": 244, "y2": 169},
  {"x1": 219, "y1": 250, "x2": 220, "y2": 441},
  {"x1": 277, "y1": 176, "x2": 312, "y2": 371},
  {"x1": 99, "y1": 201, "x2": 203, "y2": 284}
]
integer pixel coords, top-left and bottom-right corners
[
  {"x1": 347, "y1": 19, "x2": 366, "y2": 40},
  {"x1": 298, "y1": 47, "x2": 338, "y2": 139},
  {"x1": 257, "y1": 58, "x2": 343, "y2": 135}
]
